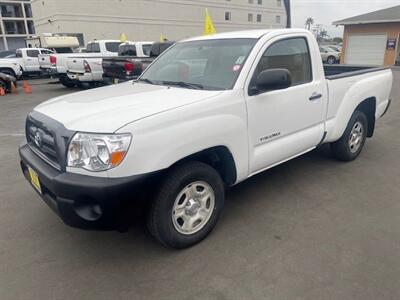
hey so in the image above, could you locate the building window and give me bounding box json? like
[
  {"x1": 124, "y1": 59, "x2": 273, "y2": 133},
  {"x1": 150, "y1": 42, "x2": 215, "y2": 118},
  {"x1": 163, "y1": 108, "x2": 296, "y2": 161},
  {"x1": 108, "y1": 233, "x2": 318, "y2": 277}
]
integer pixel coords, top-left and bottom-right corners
[
  {"x1": 276, "y1": 15, "x2": 281, "y2": 23},
  {"x1": 277, "y1": 0, "x2": 282, "y2": 6},
  {"x1": 248, "y1": 13, "x2": 253, "y2": 22},
  {"x1": 3, "y1": 20, "x2": 26, "y2": 34},
  {"x1": 248, "y1": 0, "x2": 254, "y2": 4},
  {"x1": 258, "y1": 0, "x2": 263, "y2": 4},
  {"x1": 225, "y1": 11, "x2": 231, "y2": 21},
  {"x1": 27, "y1": 20, "x2": 35, "y2": 34},
  {"x1": 24, "y1": 3, "x2": 32, "y2": 18},
  {"x1": 1, "y1": 4, "x2": 24, "y2": 18},
  {"x1": 257, "y1": 14, "x2": 262, "y2": 22}
]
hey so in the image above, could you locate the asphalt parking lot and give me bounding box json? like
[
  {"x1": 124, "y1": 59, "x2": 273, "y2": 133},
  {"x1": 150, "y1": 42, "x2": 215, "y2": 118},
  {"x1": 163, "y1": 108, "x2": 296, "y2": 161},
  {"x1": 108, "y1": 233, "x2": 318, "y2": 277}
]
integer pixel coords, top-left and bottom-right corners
[{"x1": 1, "y1": 72, "x2": 400, "y2": 300}]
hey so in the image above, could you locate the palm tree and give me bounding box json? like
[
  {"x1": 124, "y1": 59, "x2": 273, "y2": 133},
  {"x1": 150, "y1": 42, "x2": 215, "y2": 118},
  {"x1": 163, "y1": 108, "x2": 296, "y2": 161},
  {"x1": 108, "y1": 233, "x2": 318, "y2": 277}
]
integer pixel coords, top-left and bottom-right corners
[{"x1": 305, "y1": 17, "x2": 314, "y2": 31}]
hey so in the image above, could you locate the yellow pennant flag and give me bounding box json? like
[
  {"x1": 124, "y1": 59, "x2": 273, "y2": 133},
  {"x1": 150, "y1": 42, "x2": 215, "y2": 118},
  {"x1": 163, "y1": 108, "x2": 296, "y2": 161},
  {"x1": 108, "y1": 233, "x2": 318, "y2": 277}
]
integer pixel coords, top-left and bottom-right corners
[
  {"x1": 160, "y1": 33, "x2": 168, "y2": 42},
  {"x1": 120, "y1": 32, "x2": 128, "y2": 43},
  {"x1": 204, "y1": 8, "x2": 216, "y2": 35}
]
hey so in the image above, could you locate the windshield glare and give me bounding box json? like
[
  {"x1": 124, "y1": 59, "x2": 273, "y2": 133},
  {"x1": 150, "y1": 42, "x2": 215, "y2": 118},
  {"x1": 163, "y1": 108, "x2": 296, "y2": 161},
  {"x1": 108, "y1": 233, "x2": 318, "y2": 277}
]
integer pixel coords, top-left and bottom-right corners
[{"x1": 140, "y1": 39, "x2": 257, "y2": 90}]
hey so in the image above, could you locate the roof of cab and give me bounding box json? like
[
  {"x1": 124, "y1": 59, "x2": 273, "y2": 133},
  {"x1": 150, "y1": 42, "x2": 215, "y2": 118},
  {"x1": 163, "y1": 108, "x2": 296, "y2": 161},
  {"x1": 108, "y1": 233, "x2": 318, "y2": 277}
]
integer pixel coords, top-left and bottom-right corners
[{"x1": 183, "y1": 28, "x2": 310, "y2": 42}]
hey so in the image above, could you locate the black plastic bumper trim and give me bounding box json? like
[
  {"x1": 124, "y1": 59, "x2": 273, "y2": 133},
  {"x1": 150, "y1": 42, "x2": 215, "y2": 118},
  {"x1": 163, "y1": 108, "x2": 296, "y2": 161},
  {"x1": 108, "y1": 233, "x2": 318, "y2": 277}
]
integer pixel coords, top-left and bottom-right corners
[{"x1": 19, "y1": 143, "x2": 158, "y2": 230}]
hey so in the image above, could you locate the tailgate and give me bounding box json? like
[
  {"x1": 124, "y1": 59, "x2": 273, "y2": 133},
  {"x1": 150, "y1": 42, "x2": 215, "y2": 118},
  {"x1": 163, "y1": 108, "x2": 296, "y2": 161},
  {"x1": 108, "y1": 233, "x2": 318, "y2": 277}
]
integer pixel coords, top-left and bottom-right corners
[
  {"x1": 38, "y1": 54, "x2": 52, "y2": 69},
  {"x1": 67, "y1": 57, "x2": 84, "y2": 73}
]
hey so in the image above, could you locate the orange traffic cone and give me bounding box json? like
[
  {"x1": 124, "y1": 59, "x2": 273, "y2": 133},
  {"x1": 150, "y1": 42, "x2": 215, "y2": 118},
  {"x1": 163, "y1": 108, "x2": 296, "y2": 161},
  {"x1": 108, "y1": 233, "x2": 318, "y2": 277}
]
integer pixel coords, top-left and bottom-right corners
[
  {"x1": 23, "y1": 81, "x2": 32, "y2": 94},
  {"x1": 0, "y1": 87, "x2": 5, "y2": 96}
]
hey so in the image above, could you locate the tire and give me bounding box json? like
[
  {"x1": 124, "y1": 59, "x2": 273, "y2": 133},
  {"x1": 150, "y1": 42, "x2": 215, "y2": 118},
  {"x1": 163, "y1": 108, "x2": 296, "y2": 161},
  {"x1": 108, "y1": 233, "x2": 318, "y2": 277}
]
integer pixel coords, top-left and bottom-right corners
[
  {"x1": 59, "y1": 75, "x2": 77, "y2": 88},
  {"x1": 327, "y1": 56, "x2": 336, "y2": 65},
  {"x1": 331, "y1": 110, "x2": 368, "y2": 161},
  {"x1": 148, "y1": 161, "x2": 225, "y2": 249},
  {"x1": 0, "y1": 78, "x2": 8, "y2": 92}
]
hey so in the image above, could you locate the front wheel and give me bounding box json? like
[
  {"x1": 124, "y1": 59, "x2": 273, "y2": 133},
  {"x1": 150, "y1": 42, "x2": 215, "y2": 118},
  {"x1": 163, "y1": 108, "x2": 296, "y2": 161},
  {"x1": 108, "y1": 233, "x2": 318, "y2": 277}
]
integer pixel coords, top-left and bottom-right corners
[
  {"x1": 331, "y1": 110, "x2": 368, "y2": 161},
  {"x1": 147, "y1": 161, "x2": 225, "y2": 249}
]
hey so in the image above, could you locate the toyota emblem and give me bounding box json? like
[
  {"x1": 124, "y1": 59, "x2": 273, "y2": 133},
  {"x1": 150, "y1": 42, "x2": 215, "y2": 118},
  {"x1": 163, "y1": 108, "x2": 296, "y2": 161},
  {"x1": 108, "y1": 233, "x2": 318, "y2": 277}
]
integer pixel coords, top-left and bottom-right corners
[{"x1": 34, "y1": 131, "x2": 42, "y2": 147}]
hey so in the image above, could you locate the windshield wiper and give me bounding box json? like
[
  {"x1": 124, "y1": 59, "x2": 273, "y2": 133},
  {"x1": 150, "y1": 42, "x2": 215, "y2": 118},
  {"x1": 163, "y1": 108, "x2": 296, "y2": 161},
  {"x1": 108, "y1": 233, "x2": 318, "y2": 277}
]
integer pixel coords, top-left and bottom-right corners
[
  {"x1": 138, "y1": 78, "x2": 155, "y2": 85},
  {"x1": 162, "y1": 81, "x2": 205, "y2": 90}
]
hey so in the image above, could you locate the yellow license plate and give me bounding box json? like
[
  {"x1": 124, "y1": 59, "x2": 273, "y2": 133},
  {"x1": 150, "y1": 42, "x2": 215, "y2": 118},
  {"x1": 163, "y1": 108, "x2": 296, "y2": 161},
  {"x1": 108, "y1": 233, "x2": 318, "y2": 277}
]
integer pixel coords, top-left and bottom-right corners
[{"x1": 28, "y1": 167, "x2": 42, "y2": 194}]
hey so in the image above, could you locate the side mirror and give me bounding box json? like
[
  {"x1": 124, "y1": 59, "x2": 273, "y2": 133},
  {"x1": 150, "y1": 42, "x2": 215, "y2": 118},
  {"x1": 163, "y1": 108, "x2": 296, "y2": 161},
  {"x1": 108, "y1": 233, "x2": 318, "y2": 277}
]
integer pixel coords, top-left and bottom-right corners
[{"x1": 250, "y1": 68, "x2": 292, "y2": 95}]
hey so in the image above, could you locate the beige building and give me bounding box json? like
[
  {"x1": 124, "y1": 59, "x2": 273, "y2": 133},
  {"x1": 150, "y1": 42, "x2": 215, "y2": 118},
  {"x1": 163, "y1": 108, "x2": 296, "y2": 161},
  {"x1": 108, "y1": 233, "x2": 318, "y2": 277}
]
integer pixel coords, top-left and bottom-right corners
[
  {"x1": 0, "y1": 0, "x2": 34, "y2": 50},
  {"x1": 31, "y1": 0, "x2": 290, "y2": 44}
]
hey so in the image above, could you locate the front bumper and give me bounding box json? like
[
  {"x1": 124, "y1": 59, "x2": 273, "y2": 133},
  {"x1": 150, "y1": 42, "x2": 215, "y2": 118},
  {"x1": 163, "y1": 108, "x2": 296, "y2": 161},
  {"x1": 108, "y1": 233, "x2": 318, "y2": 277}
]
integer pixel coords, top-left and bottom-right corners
[{"x1": 19, "y1": 143, "x2": 155, "y2": 230}]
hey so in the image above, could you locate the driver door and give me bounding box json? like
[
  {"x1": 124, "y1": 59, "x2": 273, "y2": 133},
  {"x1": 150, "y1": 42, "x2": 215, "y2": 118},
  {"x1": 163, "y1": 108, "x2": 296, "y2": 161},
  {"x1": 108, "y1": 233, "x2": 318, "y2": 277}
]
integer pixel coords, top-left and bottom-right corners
[{"x1": 245, "y1": 35, "x2": 326, "y2": 174}]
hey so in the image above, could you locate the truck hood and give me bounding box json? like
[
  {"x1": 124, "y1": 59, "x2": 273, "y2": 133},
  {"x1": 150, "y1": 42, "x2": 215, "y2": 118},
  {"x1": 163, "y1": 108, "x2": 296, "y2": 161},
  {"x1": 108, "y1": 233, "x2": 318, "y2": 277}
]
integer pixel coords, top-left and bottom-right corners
[{"x1": 35, "y1": 82, "x2": 222, "y2": 132}]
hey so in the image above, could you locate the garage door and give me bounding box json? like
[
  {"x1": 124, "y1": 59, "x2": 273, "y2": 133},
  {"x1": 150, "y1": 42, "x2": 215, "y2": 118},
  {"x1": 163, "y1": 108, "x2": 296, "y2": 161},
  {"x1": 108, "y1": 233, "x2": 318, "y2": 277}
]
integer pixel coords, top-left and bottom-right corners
[{"x1": 345, "y1": 34, "x2": 387, "y2": 66}]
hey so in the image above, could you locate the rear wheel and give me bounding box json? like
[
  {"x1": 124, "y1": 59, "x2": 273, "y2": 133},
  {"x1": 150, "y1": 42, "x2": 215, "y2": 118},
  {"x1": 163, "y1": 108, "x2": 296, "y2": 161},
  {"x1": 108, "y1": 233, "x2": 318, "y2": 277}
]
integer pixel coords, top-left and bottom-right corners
[
  {"x1": 59, "y1": 74, "x2": 77, "y2": 88},
  {"x1": 331, "y1": 110, "x2": 368, "y2": 161},
  {"x1": 147, "y1": 161, "x2": 225, "y2": 249}
]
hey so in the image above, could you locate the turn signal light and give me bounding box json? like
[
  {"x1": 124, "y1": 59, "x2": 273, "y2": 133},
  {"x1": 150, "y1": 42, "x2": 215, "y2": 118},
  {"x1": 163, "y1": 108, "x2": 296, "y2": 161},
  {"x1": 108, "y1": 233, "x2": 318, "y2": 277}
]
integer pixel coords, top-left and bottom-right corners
[
  {"x1": 124, "y1": 62, "x2": 134, "y2": 75},
  {"x1": 83, "y1": 60, "x2": 91, "y2": 73},
  {"x1": 50, "y1": 55, "x2": 57, "y2": 66}
]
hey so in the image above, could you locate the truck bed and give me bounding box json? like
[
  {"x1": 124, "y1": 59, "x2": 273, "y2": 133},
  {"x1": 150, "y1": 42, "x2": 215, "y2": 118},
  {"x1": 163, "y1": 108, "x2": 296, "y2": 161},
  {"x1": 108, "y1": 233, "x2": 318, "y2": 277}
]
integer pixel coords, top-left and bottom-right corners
[{"x1": 324, "y1": 65, "x2": 389, "y2": 80}]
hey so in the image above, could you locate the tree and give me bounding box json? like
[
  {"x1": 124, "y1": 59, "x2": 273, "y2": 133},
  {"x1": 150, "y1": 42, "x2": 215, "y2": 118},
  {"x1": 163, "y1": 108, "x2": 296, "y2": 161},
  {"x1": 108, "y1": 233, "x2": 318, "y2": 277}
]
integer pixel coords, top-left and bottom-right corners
[
  {"x1": 305, "y1": 17, "x2": 314, "y2": 31},
  {"x1": 319, "y1": 29, "x2": 329, "y2": 40}
]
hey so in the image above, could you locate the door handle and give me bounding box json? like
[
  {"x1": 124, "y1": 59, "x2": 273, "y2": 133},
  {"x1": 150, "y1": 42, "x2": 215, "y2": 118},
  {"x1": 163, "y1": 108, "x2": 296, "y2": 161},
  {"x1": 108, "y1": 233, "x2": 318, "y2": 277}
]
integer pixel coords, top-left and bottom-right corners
[{"x1": 309, "y1": 93, "x2": 322, "y2": 101}]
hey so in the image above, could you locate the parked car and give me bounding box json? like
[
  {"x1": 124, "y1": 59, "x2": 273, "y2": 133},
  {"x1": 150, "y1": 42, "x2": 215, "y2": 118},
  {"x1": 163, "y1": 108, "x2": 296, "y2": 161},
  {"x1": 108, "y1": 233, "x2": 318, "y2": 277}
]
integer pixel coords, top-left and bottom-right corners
[
  {"x1": 19, "y1": 29, "x2": 393, "y2": 249},
  {"x1": 38, "y1": 40, "x2": 121, "y2": 87},
  {"x1": 67, "y1": 41, "x2": 153, "y2": 87},
  {"x1": 102, "y1": 41, "x2": 174, "y2": 83},
  {"x1": 320, "y1": 46, "x2": 340, "y2": 64},
  {"x1": 327, "y1": 45, "x2": 342, "y2": 53}
]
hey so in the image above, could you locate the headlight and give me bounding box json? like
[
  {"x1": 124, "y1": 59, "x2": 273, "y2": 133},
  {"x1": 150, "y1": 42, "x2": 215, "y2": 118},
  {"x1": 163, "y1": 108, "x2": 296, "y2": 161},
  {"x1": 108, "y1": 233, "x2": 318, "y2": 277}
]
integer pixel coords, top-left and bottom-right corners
[{"x1": 67, "y1": 133, "x2": 132, "y2": 171}]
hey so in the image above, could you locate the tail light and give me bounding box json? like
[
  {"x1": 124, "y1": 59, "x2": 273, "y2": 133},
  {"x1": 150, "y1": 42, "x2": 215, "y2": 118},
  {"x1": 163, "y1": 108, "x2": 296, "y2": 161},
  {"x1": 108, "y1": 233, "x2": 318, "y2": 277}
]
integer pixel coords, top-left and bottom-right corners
[
  {"x1": 124, "y1": 62, "x2": 134, "y2": 75},
  {"x1": 83, "y1": 60, "x2": 91, "y2": 73},
  {"x1": 49, "y1": 55, "x2": 57, "y2": 66}
]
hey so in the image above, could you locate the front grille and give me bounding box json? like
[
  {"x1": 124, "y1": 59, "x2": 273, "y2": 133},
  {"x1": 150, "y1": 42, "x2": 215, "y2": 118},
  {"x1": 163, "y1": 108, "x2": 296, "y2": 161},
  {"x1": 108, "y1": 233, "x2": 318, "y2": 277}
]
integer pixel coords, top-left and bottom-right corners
[{"x1": 26, "y1": 116, "x2": 62, "y2": 170}]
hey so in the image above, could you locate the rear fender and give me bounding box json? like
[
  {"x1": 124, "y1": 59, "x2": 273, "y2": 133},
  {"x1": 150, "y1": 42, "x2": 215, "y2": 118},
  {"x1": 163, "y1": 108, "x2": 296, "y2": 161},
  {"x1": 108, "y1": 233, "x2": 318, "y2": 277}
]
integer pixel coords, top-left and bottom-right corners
[{"x1": 325, "y1": 70, "x2": 392, "y2": 142}]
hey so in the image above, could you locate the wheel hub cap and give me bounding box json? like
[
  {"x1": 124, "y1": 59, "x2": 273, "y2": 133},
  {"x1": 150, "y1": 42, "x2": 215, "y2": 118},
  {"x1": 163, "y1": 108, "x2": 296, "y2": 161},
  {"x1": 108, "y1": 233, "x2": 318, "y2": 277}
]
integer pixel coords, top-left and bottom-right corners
[
  {"x1": 172, "y1": 181, "x2": 215, "y2": 235},
  {"x1": 349, "y1": 121, "x2": 364, "y2": 153}
]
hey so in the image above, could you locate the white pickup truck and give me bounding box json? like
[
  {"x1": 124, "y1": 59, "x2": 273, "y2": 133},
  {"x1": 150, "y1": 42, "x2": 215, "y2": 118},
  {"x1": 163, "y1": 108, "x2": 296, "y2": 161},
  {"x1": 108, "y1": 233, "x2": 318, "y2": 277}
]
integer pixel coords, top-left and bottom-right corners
[
  {"x1": 39, "y1": 40, "x2": 121, "y2": 87},
  {"x1": 66, "y1": 41, "x2": 153, "y2": 87},
  {"x1": 19, "y1": 29, "x2": 393, "y2": 249},
  {"x1": 0, "y1": 48, "x2": 53, "y2": 78}
]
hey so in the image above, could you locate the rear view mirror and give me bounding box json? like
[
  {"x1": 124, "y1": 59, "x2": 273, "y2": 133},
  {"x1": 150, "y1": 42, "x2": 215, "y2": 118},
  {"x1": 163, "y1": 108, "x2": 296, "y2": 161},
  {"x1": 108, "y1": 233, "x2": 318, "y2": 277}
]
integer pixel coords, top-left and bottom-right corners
[{"x1": 250, "y1": 68, "x2": 292, "y2": 95}]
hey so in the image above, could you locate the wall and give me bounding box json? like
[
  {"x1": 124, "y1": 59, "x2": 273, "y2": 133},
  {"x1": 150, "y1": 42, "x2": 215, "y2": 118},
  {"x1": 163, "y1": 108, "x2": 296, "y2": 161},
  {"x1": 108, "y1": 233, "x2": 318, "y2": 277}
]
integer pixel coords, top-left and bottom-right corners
[
  {"x1": 341, "y1": 22, "x2": 400, "y2": 66},
  {"x1": 31, "y1": 0, "x2": 287, "y2": 44}
]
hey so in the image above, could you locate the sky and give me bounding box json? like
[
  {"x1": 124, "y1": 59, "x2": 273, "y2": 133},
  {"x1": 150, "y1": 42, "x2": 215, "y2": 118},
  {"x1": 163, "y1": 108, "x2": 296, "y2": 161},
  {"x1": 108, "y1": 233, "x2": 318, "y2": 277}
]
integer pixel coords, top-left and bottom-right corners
[{"x1": 291, "y1": 0, "x2": 400, "y2": 38}]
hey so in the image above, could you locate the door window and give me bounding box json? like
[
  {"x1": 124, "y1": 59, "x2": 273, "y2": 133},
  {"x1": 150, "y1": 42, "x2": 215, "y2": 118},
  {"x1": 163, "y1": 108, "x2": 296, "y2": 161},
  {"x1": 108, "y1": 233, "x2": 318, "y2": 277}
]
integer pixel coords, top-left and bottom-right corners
[
  {"x1": 41, "y1": 50, "x2": 53, "y2": 55},
  {"x1": 87, "y1": 43, "x2": 100, "y2": 53},
  {"x1": 252, "y1": 37, "x2": 313, "y2": 88},
  {"x1": 105, "y1": 42, "x2": 121, "y2": 52},
  {"x1": 26, "y1": 50, "x2": 40, "y2": 57}
]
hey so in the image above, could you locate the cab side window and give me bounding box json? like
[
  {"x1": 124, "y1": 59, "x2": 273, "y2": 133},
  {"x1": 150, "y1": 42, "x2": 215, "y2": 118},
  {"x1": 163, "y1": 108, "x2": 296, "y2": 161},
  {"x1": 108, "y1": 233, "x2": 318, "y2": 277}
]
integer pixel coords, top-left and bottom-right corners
[
  {"x1": 253, "y1": 37, "x2": 312, "y2": 87},
  {"x1": 26, "y1": 50, "x2": 40, "y2": 58}
]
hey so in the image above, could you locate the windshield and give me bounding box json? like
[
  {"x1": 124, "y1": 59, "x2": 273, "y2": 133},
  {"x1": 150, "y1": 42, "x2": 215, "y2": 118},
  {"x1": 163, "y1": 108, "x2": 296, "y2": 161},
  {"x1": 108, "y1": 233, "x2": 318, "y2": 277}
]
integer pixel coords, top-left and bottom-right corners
[{"x1": 139, "y1": 38, "x2": 257, "y2": 90}]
